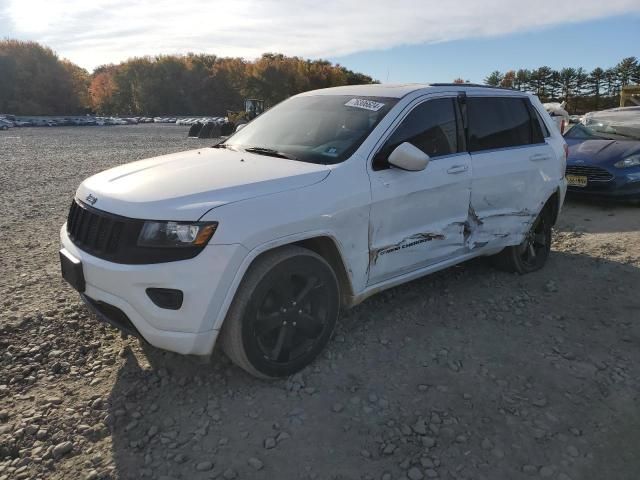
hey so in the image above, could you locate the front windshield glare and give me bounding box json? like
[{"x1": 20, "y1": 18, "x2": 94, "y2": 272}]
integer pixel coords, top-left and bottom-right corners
[{"x1": 225, "y1": 95, "x2": 398, "y2": 164}]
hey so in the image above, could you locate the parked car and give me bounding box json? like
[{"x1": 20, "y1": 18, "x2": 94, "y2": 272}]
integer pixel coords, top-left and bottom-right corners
[
  {"x1": 60, "y1": 84, "x2": 567, "y2": 378},
  {"x1": 564, "y1": 108, "x2": 640, "y2": 200},
  {"x1": 0, "y1": 119, "x2": 13, "y2": 130}
]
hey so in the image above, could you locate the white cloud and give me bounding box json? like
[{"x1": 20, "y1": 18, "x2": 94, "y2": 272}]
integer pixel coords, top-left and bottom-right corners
[{"x1": 4, "y1": 0, "x2": 640, "y2": 70}]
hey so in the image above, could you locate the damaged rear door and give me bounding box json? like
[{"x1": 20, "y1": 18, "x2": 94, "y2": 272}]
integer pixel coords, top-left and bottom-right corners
[
  {"x1": 367, "y1": 96, "x2": 471, "y2": 285},
  {"x1": 465, "y1": 95, "x2": 553, "y2": 249}
]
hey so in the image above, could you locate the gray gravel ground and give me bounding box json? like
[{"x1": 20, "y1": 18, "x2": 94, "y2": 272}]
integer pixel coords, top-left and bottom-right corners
[{"x1": 1, "y1": 125, "x2": 639, "y2": 480}]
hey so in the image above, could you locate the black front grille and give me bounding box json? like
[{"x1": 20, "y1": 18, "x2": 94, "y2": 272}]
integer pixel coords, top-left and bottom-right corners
[
  {"x1": 65, "y1": 199, "x2": 207, "y2": 264},
  {"x1": 565, "y1": 165, "x2": 614, "y2": 182},
  {"x1": 67, "y1": 201, "x2": 125, "y2": 256}
]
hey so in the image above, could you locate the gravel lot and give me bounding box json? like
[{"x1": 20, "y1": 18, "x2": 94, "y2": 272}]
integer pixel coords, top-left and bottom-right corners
[{"x1": 1, "y1": 125, "x2": 639, "y2": 480}]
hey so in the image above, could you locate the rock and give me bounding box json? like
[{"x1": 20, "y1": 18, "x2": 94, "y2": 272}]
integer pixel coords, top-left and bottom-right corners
[
  {"x1": 248, "y1": 457, "x2": 264, "y2": 470},
  {"x1": 567, "y1": 445, "x2": 579, "y2": 457},
  {"x1": 545, "y1": 281, "x2": 558, "y2": 293},
  {"x1": 491, "y1": 447, "x2": 505, "y2": 459},
  {"x1": 332, "y1": 403, "x2": 344, "y2": 413},
  {"x1": 425, "y1": 468, "x2": 439, "y2": 478},
  {"x1": 420, "y1": 458, "x2": 434, "y2": 468},
  {"x1": 413, "y1": 421, "x2": 427, "y2": 435},
  {"x1": 52, "y1": 441, "x2": 73, "y2": 459},
  {"x1": 422, "y1": 436, "x2": 436, "y2": 448},
  {"x1": 408, "y1": 466, "x2": 424, "y2": 480},
  {"x1": 85, "y1": 470, "x2": 99, "y2": 480},
  {"x1": 522, "y1": 464, "x2": 537, "y2": 475},
  {"x1": 223, "y1": 468, "x2": 237, "y2": 479},
  {"x1": 382, "y1": 443, "x2": 396, "y2": 455},
  {"x1": 264, "y1": 437, "x2": 276, "y2": 449},
  {"x1": 540, "y1": 466, "x2": 555, "y2": 477},
  {"x1": 455, "y1": 434, "x2": 467, "y2": 443},
  {"x1": 481, "y1": 438, "x2": 493, "y2": 450},
  {"x1": 195, "y1": 461, "x2": 213, "y2": 471},
  {"x1": 532, "y1": 397, "x2": 547, "y2": 407}
]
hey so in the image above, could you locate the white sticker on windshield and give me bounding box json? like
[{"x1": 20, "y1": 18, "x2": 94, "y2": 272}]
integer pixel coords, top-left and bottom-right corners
[{"x1": 344, "y1": 98, "x2": 385, "y2": 111}]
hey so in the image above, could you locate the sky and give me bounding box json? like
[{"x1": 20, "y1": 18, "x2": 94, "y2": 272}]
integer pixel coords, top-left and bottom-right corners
[{"x1": 1, "y1": 0, "x2": 639, "y2": 83}]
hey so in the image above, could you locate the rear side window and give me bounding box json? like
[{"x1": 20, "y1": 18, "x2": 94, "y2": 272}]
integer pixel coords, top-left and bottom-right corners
[
  {"x1": 374, "y1": 98, "x2": 457, "y2": 169},
  {"x1": 532, "y1": 107, "x2": 551, "y2": 138},
  {"x1": 467, "y1": 97, "x2": 538, "y2": 151}
]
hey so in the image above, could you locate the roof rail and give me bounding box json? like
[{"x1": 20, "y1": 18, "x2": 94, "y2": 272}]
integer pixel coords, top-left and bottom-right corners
[{"x1": 429, "y1": 83, "x2": 516, "y2": 91}]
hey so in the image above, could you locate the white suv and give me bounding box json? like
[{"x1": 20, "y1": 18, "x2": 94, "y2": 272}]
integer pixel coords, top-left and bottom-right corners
[{"x1": 60, "y1": 84, "x2": 567, "y2": 378}]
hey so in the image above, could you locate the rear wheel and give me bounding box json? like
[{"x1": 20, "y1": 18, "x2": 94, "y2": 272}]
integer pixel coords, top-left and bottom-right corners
[
  {"x1": 220, "y1": 246, "x2": 340, "y2": 378},
  {"x1": 492, "y1": 209, "x2": 552, "y2": 274}
]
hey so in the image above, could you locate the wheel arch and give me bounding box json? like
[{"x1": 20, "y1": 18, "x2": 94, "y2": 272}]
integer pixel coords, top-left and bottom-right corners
[
  {"x1": 543, "y1": 188, "x2": 561, "y2": 225},
  {"x1": 211, "y1": 232, "x2": 355, "y2": 334}
]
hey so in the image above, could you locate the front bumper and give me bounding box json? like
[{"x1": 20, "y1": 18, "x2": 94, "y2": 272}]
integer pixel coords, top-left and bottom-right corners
[
  {"x1": 566, "y1": 169, "x2": 640, "y2": 199},
  {"x1": 60, "y1": 225, "x2": 247, "y2": 355}
]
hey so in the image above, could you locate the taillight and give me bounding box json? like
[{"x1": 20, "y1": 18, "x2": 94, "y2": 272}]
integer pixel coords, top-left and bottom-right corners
[
  {"x1": 560, "y1": 119, "x2": 566, "y2": 134},
  {"x1": 563, "y1": 143, "x2": 569, "y2": 160}
]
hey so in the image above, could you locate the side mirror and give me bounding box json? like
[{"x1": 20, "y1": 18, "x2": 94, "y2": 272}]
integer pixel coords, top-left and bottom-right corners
[
  {"x1": 235, "y1": 123, "x2": 247, "y2": 132},
  {"x1": 388, "y1": 142, "x2": 430, "y2": 171}
]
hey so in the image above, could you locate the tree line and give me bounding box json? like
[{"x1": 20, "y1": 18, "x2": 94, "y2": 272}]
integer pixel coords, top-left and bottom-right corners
[
  {"x1": 482, "y1": 57, "x2": 640, "y2": 113},
  {"x1": 0, "y1": 40, "x2": 376, "y2": 116}
]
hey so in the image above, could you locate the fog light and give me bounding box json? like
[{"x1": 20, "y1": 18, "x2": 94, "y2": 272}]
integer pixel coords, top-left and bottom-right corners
[{"x1": 146, "y1": 288, "x2": 183, "y2": 310}]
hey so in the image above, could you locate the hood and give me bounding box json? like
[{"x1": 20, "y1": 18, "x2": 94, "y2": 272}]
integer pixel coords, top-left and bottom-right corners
[
  {"x1": 566, "y1": 138, "x2": 640, "y2": 166},
  {"x1": 77, "y1": 148, "x2": 331, "y2": 220}
]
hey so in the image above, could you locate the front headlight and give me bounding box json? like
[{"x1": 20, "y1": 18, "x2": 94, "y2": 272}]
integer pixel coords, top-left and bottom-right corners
[
  {"x1": 138, "y1": 221, "x2": 218, "y2": 247},
  {"x1": 614, "y1": 155, "x2": 640, "y2": 169}
]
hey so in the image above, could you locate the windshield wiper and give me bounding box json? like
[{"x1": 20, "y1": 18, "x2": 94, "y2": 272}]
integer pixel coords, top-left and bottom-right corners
[{"x1": 243, "y1": 147, "x2": 298, "y2": 160}]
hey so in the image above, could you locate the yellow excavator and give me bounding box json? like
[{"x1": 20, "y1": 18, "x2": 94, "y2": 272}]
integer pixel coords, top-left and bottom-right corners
[
  {"x1": 222, "y1": 99, "x2": 265, "y2": 135},
  {"x1": 189, "y1": 98, "x2": 265, "y2": 138},
  {"x1": 620, "y1": 85, "x2": 640, "y2": 107}
]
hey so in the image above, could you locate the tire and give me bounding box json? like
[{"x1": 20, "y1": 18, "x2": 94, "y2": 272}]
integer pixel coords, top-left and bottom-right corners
[
  {"x1": 219, "y1": 245, "x2": 340, "y2": 378},
  {"x1": 492, "y1": 208, "x2": 552, "y2": 274}
]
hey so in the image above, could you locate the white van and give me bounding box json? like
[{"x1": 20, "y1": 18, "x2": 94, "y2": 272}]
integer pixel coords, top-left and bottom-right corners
[{"x1": 60, "y1": 84, "x2": 567, "y2": 378}]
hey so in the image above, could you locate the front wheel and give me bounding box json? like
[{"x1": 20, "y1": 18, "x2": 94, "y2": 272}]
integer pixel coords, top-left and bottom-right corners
[
  {"x1": 492, "y1": 209, "x2": 552, "y2": 274},
  {"x1": 219, "y1": 246, "x2": 340, "y2": 378}
]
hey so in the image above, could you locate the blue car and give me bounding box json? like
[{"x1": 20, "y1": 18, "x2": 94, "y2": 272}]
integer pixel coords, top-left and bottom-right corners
[{"x1": 564, "y1": 115, "x2": 640, "y2": 200}]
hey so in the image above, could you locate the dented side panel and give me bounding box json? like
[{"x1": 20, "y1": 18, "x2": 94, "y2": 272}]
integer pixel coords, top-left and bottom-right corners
[
  {"x1": 467, "y1": 138, "x2": 559, "y2": 248},
  {"x1": 367, "y1": 152, "x2": 472, "y2": 284}
]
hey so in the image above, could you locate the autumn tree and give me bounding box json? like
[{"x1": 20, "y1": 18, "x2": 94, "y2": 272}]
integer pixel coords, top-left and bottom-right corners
[{"x1": 0, "y1": 39, "x2": 89, "y2": 114}]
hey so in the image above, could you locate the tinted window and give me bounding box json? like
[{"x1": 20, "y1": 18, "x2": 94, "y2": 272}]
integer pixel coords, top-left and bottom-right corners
[
  {"x1": 467, "y1": 97, "x2": 535, "y2": 151},
  {"x1": 374, "y1": 98, "x2": 457, "y2": 169},
  {"x1": 531, "y1": 106, "x2": 550, "y2": 138}
]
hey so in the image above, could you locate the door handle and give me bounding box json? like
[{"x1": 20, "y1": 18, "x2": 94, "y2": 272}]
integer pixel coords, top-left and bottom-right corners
[
  {"x1": 529, "y1": 153, "x2": 551, "y2": 161},
  {"x1": 447, "y1": 165, "x2": 468, "y2": 174}
]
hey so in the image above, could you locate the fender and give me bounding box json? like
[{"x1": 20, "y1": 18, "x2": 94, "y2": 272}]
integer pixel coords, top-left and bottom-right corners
[{"x1": 210, "y1": 230, "x2": 354, "y2": 332}]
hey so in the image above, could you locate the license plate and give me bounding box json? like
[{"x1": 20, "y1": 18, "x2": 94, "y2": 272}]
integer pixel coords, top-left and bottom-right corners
[
  {"x1": 566, "y1": 174, "x2": 587, "y2": 187},
  {"x1": 60, "y1": 249, "x2": 85, "y2": 292}
]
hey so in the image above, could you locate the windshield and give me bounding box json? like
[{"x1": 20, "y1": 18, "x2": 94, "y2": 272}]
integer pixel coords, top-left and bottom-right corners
[
  {"x1": 222, "y1": 95, "x2": 398, "y2": 164},
  {"x1": 564, "y1": 122, "x2": 640, "y2": 141},
  {"x1": 565, "y1": 109, "x2": 640, "y2": 141}
]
